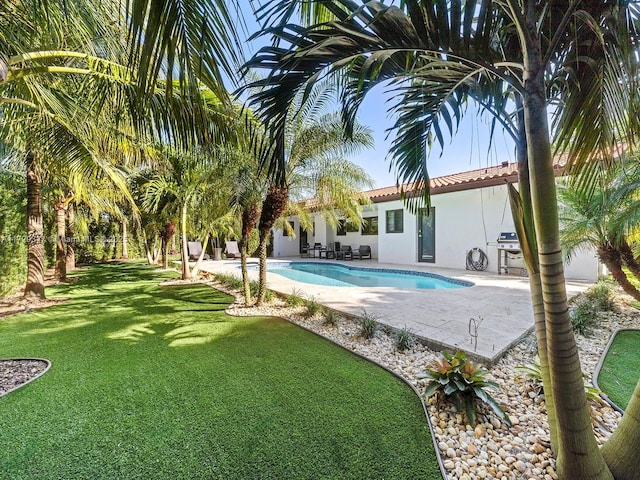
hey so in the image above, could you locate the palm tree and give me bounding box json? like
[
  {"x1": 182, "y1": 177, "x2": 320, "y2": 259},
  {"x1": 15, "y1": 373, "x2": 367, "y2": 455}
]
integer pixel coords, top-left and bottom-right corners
[
  {"x1": 143, "y1": 146, "x2": 231, "y2": 280},
  {"x1": 254, "y1": 106, "x2": 374, "y2": 305},
  {"x1": 2, "y1": 0, "x2": 246, "y2": 296},
  {"x1": 559, "y1": 176, "x2": 640, "y2": 300},
  {"x1": 244, "y1": 2, "x2": 636, "y2": 477}
]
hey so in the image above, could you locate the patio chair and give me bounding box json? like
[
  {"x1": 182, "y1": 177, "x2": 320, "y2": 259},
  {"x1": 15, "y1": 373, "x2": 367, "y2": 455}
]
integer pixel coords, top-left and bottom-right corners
[
  {"x1": 353, "y1": 245, "x2": 372, "y2": 260},
  {"x1": 336, "y1": 245, "x2": 353, "y2": 260},
  {"x1": 301, "y1": 243, "x2": 311, "y2": 258},
  {"x1": 225, "y1": 241, "x2": 240, "y2": 259},
  {"x1": 323, "y1": 242, "x2": 336, "y2": 259},
  {"x1": 187, "y1": 241, "x2": 209, "y2": 261}
]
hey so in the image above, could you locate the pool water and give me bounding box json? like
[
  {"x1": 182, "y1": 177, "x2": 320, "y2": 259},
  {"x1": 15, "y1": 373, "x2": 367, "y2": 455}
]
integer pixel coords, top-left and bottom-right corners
[{"x1": 258, "y1": 262, "x2": 472, "y2": 289}]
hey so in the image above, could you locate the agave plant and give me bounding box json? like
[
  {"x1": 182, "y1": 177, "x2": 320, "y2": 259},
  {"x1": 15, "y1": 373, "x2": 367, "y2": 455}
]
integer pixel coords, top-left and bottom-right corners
[{"x1": 418, "y1": 351, "x2": 511, "y2": 427}]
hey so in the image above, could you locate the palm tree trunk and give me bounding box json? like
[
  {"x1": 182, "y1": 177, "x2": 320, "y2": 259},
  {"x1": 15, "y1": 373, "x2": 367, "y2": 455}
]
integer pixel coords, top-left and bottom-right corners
[
  {"x1": 619, "y1": 239, "x2": 640, "y2": 281},
  {"x1": 512, "y1": 102, "x2": 559, "y2": 455},
  {"x1": 522, "y1": 12, "x2": 611, "y2": 478},
  {"x1": 257, "y1": 233, "x2": 268, "y2": 305},
  {"x1": 598, "y1": 246, "x2": 640, "y2": 301},
  {"x1": 240, "y1": 204, "x2": 260, "y2": 305},
  {"x1": 256, "y1": 187, "x2": 288, "y2": 305},
  {"x1": 142, "y1": 228, "x2": 154, "y2": 265},
  {"x1": 190, "y1": 234, "x2": 209, "y2": 277},
  {"x1": 162, "y1": 236, "x2": 169, "y2": 269},
  {"x1": 180, "y1": 203, "x2": 192, "y2": 280},
  {"x1": 54, "y1": 200, "x2": 67, "y2": 281},
  {"x1": 23, "y1": 152, "x2": 45, "y2": 299},
  {"x1": 121, "y1": 219, "x2": 128, "y2": 260},
  {"x1": 170, "y1": 232, "x2": 177, "y2": 255},
  {"x1": 161, "y1": 222, "x2": 174, "y2": 270},
  {"x1": 65, "y1": 202, "x2": 75, "y2": 272},
  {"x1": 240, "y1": 248, "x2": 251, "y2": 304},
  {"x1": 601, "y1": 379, "x2": 640, "y2": 479}
]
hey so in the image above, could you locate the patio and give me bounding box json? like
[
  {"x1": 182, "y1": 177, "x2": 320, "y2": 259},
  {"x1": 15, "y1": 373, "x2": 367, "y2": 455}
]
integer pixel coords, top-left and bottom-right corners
[{"x1": 199, "y1": 258, "x2": 592, "y2": 365}]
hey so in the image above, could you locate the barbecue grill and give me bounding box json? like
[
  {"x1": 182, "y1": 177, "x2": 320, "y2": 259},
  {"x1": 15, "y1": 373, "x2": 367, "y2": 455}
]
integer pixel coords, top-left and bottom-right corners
[{"x1": 497, "y1": 232, "x2": 524, "y2": 275}]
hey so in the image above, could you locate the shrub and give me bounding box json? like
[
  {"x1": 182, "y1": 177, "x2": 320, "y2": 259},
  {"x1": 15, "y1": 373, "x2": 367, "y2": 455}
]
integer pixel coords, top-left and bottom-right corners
[
  {"x1": 302, "y1": 297, "x2": 324, "y2": 319},
  {"x1": 394, "y1": 327, "x2": 416, "y2": 352},
  {"x1": 516, "y1": 355, "x2": 604, "y2": 402},
  {"x1": 570, "y1": 298, "x2": 598, "y2": 336},
  {"x1": 515, "y1": 355, "x2": 543, "y2": 394},
  {"x1": 418, "y1": 350, "x2": 511, "y2": 427},
  {"x1": 359, "y1": 311, "x2": 379, "y2": 339},
  {"x1": 285, "y1": 288, "x2": 305, "y2": 307},
  {"x1": 214, "y1": 273, "x2": 243, "y2": 290},
  {"x1": 323, "y1": 309, "x2": 341, "y2": 326},
  {"x1": 249, "y1": 281, "x2": 272, "y2": 303},
  {"x1": 584, "y1": 281, "x2": 615, "y2": 312}
]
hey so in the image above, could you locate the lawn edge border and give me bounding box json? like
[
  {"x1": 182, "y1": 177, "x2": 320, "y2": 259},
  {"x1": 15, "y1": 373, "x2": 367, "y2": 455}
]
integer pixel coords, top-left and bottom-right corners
[
  {"x1": 591, "y1": 328, "x2": 639, "y2": 414},
  {"x1": 0, "y1": 358, "x2": 52, "y2": 398},
  {"x1": 172, "y1": 278, "x2": 448, "y2": 479}
]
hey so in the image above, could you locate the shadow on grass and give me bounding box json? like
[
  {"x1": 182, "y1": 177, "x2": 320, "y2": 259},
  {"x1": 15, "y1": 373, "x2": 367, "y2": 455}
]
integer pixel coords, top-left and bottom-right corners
[
  {"x1": 15, "y1": 261, "x2": 251, "y2": 349},
  {"x1": 0, "y1": 261, "x2": 441, "y2": 480}
]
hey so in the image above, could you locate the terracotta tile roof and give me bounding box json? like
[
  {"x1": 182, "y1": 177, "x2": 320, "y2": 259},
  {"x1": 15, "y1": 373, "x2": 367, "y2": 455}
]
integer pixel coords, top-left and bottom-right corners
[
  {"x1": 364, "y1": 158, "x2": 568, "y2": 202},
  {"x1": 297, "y1": 158, "x2": 568, "y2": 209}
]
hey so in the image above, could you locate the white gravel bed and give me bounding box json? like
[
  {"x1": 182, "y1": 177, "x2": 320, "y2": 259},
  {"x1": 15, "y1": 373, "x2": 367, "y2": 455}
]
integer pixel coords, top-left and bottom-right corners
[{"x1": 172, "y1": 277, "x2": 639, "y2": 480}]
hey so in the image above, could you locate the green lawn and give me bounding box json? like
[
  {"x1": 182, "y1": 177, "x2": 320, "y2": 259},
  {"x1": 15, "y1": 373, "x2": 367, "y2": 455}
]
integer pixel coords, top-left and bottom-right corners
[
  {"x1": 597, "y1": 329, "x2": 640, "y2": 410},
  {"x1": 0, "y1": 262, "x2": 440, "y2": 479}
]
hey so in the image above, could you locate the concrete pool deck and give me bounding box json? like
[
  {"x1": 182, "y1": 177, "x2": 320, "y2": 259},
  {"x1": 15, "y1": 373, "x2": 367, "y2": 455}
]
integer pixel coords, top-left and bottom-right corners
[{"x1": 198, "y1": 258, "x2": 592, "y2": 365}]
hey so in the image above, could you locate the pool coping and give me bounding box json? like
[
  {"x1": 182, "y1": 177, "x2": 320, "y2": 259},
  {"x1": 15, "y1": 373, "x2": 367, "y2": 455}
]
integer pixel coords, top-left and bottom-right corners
[
  {"x1": 261, "y1": 261, "x2": 475, "y2": 288},
  {"x1": 201, "y1": 258, "x2": 591, "y2": 366}
]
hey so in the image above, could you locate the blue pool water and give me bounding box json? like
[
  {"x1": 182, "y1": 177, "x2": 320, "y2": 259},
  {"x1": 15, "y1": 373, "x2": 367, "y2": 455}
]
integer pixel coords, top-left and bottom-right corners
[{"x1": 255, "y1": 262, "x2": 473, "y2": 289}]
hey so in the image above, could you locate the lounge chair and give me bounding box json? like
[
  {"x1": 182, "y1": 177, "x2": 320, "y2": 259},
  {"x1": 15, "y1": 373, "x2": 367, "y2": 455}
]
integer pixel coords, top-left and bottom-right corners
[
  {"x1": 225, "y1": 241, "x2": 240, "y2": 259},
  {"x1": 353, "y1": 245, "x2": 372, "y2": 260},
  {"x1": 336, "y1": 245, "x2": 353, "y2": 260},
  {"x1": 187, "y1": 241, "x2": 209, "y2": 261}
]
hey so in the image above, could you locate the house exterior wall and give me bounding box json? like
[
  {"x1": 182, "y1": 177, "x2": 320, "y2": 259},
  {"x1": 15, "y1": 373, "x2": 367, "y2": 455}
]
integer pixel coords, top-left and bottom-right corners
[
  {"x1": 272, "y1": 218, "x2": 300, "y2": 258},
  {"x1": 272, "y1": 183, "x2": 599, "y2": 281}
]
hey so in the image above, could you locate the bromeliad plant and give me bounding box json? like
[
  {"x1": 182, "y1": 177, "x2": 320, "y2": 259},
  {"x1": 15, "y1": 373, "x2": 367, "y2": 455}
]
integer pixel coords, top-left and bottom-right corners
[{"x1": 418, "y1": 351, "x2": 511, "y2": 427}]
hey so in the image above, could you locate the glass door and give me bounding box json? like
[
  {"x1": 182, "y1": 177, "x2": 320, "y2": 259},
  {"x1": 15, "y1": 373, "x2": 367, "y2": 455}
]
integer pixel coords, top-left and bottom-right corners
[
  {"x1": 418, "y1": 207, "x2": 435, "y2": 263},
  {"x1": 299, "y1": 226, "x2": 308, "y2": 254}
]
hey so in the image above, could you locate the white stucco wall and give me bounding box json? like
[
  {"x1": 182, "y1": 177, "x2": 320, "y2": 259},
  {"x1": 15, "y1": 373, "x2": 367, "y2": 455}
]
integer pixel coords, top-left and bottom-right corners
[
  {"x1": 272, "y1": 217, "x2": 300, "y2": 258},
  {"x1": 273, "y1": 183, "x2": 600, "y2": 281},
  {"x1": 378, "y1": 187, "x2": 514, "y2": 271}
]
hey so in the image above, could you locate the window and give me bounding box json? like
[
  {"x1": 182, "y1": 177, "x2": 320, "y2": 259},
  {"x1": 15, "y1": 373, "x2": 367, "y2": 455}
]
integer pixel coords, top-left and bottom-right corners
[
  {"x1": 337, "y1": 220, "x2": 359, "y2": 236},
  {"x1": 386, "y1": 209, "x2": 403, "y2": 233},
  {"x1": 361, "y1": 216, "x2": 378, "y2": 235},
  {"x1": 283, "y1": 220, "x2": 294, "y2": 236}
]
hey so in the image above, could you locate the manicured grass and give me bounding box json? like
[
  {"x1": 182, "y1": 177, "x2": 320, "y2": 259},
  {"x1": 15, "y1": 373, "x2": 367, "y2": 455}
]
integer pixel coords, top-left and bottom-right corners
[
  {"x1": 597, "y1": 330, "x2": 640, "y2": 410},
  {"x1": 0, "y1": 262, "x2": 441, "y2": 479}
]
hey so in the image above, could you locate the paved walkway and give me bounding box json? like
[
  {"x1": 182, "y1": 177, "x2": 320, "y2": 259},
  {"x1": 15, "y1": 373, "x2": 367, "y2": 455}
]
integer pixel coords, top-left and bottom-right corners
[{"x1": 199, "y1": 258, "x2": 592, "y2": 365}]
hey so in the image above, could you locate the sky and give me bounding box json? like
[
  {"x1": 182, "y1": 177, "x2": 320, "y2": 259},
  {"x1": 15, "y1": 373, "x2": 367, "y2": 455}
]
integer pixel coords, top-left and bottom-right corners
[{"x1": 238, "y1": 2, "x2": 516, "y2": 188}]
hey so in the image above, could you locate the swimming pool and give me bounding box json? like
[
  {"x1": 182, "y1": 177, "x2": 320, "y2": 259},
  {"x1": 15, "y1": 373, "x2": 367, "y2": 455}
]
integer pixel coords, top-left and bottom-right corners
[{"x1": 254, "y1": 262, "x2": 473, "y2": 289}]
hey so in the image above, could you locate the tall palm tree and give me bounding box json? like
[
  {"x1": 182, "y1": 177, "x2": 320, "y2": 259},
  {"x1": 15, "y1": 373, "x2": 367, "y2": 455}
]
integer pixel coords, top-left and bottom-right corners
[
  {"x1": 2, "y1": 0, "x2": 246, "y2": 296},
  {"x1": 143, "y1": 147, "x2": 230, "y2": 280},
  {"x1": 244, "y1": 2, "x2": 636, "y2": 477},
  {"x1": 254, "y1": 107, "x2": 374, "y2": 305}
]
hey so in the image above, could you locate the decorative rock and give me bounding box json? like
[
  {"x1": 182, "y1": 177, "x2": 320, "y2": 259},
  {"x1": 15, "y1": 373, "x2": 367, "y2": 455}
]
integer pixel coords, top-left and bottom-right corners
[
  {"x1": 533, "y1": 443, "x2": 546, "y2": 454},
  {"x1": 207, "y1": 274, "x2": 634, "y2": 480},
  {"x1": 514, "y1": 460, "x2": 527, "y2": 473}
]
